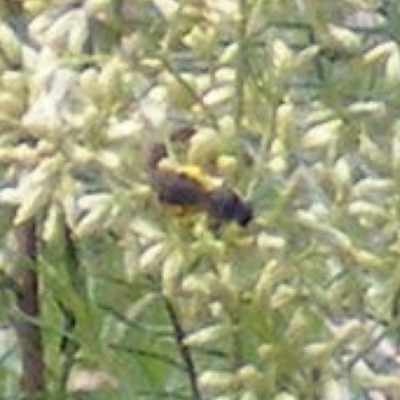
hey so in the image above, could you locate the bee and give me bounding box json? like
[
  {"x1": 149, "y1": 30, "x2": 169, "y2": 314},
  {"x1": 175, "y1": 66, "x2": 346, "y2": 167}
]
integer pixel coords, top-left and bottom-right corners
[{"x1": 146, "y1": 142, "x2": 253, "y2": 227}]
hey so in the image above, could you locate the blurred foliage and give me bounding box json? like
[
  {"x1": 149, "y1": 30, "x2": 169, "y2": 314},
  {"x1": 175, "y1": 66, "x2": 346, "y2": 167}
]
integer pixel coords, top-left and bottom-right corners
[{"x1": 1, "y1": 0, "x2": 400, "y2": 399}]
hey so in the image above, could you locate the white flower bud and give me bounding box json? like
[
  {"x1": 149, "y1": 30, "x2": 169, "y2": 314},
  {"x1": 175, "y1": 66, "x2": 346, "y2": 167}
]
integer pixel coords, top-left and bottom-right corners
[
  {"x1": 14, "y1": 185, "x2": 52, "y2": 225},
  {"x1": 161, "y1": 71, "x2": 193, "y2": 108},
  {"x1": 352, "y1": 360, "x2": 400, "y2": 390},
  {"x1": 162, "y1": 249, "x2": 183, "y2": 297},
  {"x1": 0, "y1": 92, "x2": 24, "y2": 119},
  {"x1": 219, "y1": 43, "x2": 238, "y2": 64},
  {"x1": 215, "y1": 67, "x2": 235, "y2": 84},
  {"x1": 386, "y1": 44, "x2": 400, "y2": 84},
  {"x1": 183, "y1": 25, "x2": 217, "y2": 56},
  {"x1": 217, "y1": 155, "x2": 237, "y2": 175},
  {"x1": 0, "y1": 22, "x2": 21, "y2": 65},
  {"x1": 139, "y1": 86, "x2": 167, "y2": 129},
  {"x1": 350, "y1": 248, "x2": 385, "y2": 272},
  {"x1": 303, "y1": 340, "x2": 337, "y2": 362},
  {"x1": 1, "y1": 71, "x2": 26, "y2": 97},
  {"x1": 272, "y1": 39, "x2": 294, "y2": 70},
  {"x1": 130, "y1": 218, "x2": 164, "y2": 241},
  {"x1": 237, "y1": 365, "x2": 264, "y2": 393},
  {"x1": 257, "y1": 344, "x2": 274, "y2": 363},
  {"x1": 276, "y1": 102, "x2": 294, "y2": 141},
  {"x1": 359, "y1": 133, "x2": 385, "y2": 164},
  {"x1": 293, "y1": 45, "x2": 320, "y2": 67},
  {"x1": 270, "y1": 284, "x2": 297, "y2": 310},
  {"x1": 187, "y1": 128, "x2": 221, "y2": 164},
  {"x1": 203, "y1": 85, "x2": 233, "y2": 107},
  {"x1": 96, "y1": 150, "x2": 121, "y2": 170},
  {"x1": 199, "y1": 371, "x2": 237, "y2": 393},
  {"x1": 273, "y1": 392, "x2": 298, "y2": 400},
  {"x1": 302, "y1": 119, "x2": 342, "y2": 149},
  {"x1": 322, "y1": 378, "x2": 350, "y2": 400},
  {"x1": 327, "y1": 24, "x2": 361, "y2": 53},
  {"x1": 351, "y1": 178, "x2": 394, "y2": 198},
  {"x1": 184, "y1": 325, "x2": 230, "y2": 347},
  {"x1": 348, "y1": 201, "x2": 386, "y2": 220},
  {"x1": 139, "y1": 242, "x2": 167, "y2": 273},
  {"x1": 257, "y1": 233, "x2": 286, "y2": 252},
  {"x1": 363, "y1": 41, "x2": 395, "y2": 64},
  {"x1": 74, "y1": 195, "x2": 112, "y2": 237},
  {"x1": 42, "y1": 204, "x2": 61, "y2": 242},
  {"x1": 392, "y1": 120, "x2": 400, "y2": 170},
  {"x1": 152, "y1": 0, "x2": 179, "y2": 20},
  {"x1": 239, "y1": 392, "x2": 258, "y2": 400},
  {"x1": 0, "y1": 188, "x2": 20, "y2": 204},
  {"x1": 255, "y1": 260, "x2": 285, "y2": 306},
  {"x1": 347, "y1": 101, "x2": 386, "y2": 117}
]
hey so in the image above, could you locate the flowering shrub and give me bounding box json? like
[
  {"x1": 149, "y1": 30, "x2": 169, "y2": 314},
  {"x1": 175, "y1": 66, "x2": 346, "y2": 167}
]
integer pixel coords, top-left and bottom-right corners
[{"x1": 0, "y1": 1, "x2": 399, "y2": 399}]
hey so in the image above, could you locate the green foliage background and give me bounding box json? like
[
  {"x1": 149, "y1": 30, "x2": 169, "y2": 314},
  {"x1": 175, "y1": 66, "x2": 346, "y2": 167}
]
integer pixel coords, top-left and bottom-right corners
[{"x1": 1, "y1": 0, "x2": 400, "y2": 399}]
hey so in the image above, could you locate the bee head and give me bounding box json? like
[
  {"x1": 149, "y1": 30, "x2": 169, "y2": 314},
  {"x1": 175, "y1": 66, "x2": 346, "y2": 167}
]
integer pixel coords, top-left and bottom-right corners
[{"x1": 206, "y1": 187, "x2": 253, "y2": 227}]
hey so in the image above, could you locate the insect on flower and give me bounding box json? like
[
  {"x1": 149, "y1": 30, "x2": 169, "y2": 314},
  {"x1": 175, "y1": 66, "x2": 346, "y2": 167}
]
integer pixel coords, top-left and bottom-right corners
[{"x1": 146, "y1": 140, "x2": 253, "y2": 227}]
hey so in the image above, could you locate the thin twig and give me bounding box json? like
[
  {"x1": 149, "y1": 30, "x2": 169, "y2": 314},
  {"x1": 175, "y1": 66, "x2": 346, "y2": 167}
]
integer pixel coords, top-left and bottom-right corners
[
  {"x1": 158, "y1": 56, "x2": 218, "y2": 128},
  {"x1": 162, "y1": 295, "x2": 202, "y2": 400},
  {"x1": 109, "y1": 343, "x2": 184, "y2": 370},
  {"x1": 98, "y1": 301, "x2": 172, "y2": 336},
  {"x1": 57, "y1": 301, "x2": 78, "y2": 391},
  {"x1": 58, "y1": 220, "x2": 83, "y2": 391}
]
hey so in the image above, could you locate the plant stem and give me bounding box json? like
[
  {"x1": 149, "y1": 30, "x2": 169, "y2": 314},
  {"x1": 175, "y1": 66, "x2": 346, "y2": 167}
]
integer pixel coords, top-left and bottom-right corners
[
  {"x1": 13, "y1": 219, "x2": 45, "y2": 397},
  {"x1": 234, "y1": 0, "x2": 248, "y2": 136}
]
